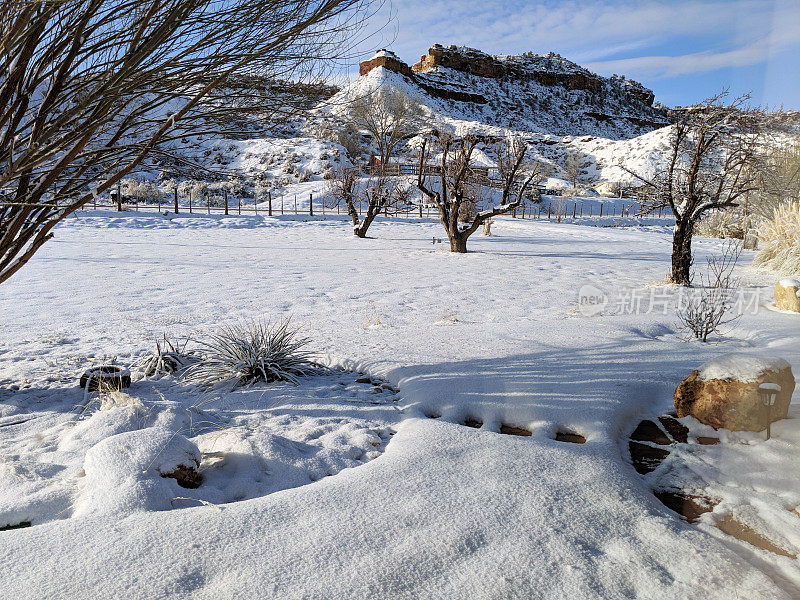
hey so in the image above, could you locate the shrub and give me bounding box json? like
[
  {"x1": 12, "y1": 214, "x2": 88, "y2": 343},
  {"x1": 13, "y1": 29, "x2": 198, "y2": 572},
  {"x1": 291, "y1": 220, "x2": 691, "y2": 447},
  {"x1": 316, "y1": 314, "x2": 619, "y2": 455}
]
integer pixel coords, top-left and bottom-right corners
[
  {"x1": 694, "y1": 209, "x2": 750, "y2": 239},
  {"x1": 754, "y1": 202, "x2": 800, "y2": 275},
  {"x1": 676, "y1": 240, "x2": 741, "y2": 342},
  {"x1": 136, "y1": 335, "x2": 198, "y2": 377},
  {"x1": 183, "y1": 320, "x2": 318, "y2": 390},
  {"x1": 121, "y1": 179, "x2": 163, "y2": 204}
]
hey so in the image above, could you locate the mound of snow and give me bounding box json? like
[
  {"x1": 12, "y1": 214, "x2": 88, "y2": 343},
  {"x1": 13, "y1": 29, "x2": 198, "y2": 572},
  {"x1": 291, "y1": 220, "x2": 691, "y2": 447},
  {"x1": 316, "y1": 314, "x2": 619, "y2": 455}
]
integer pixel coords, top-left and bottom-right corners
[
  {"x1": 74, "y1": 428, "x2": 201, "y2": 517},
  {"x1": 697, "y1": 353, "x2": 791, "y2": 383}
]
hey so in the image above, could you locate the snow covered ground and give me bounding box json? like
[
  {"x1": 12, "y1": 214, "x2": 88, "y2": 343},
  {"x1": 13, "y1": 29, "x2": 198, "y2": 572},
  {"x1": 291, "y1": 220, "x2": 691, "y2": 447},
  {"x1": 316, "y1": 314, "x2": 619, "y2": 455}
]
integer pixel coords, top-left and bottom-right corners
[{"x1": 0, "y1": 211, "x2": 798, "y2": 598}]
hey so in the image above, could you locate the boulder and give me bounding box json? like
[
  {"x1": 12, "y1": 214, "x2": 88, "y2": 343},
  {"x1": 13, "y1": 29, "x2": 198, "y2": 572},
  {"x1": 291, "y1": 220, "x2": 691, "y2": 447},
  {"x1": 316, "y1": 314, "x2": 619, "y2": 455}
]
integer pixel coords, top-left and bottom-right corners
[
  {"x1": 775, "y1": 278, "x2": 800, "y2": 312},
  {"x1": 674, "y1": 354, "x2": 795, "y2": 431}
]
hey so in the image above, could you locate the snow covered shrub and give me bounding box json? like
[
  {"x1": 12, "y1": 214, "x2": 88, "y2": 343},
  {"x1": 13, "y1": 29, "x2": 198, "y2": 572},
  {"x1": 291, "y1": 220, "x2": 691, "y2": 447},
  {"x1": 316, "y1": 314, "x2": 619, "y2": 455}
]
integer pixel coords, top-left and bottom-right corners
[
  {"x1": 121, "y1": 179, "x2": 162, "y2": 204},
  {"x1": 136, "y1": 335, "x2": 197, "y2": 377},
  {"x1": 694, "y1": 209, "x2": 750, "y2": 239},
  {"x1": 184, "y1": 320, "x2": 318, "y2": 390},
  {"x1": 754, "y1": 202, "x2": 800, "y2": 275}
]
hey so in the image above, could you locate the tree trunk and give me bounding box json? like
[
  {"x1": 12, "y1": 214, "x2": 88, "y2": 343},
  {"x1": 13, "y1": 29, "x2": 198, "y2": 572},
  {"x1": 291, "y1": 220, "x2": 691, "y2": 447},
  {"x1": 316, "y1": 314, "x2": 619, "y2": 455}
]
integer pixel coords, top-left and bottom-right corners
[
  {"x1": 449, "y1": 234, "x2": 468, "y2": 253},
  {"x1": 671, "y1": 219, "x2": 693, "y2": 285}
]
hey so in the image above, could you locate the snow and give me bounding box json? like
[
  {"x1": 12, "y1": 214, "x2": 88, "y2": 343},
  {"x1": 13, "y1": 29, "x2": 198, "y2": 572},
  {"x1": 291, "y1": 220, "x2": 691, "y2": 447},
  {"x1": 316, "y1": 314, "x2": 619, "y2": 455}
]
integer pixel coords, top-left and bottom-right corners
[
  {"x1": 779, "y1": 278, "x2": 800, "y2": 296},
  {"x1": 0, "y1": 212, "x2": 798, "y2": 598},
  {"x1": 697, "y1": 353, "x2": 792, "y2": 383},
  {"x1": 75, "y1": 426, "x2": 200, "y2": 517}
]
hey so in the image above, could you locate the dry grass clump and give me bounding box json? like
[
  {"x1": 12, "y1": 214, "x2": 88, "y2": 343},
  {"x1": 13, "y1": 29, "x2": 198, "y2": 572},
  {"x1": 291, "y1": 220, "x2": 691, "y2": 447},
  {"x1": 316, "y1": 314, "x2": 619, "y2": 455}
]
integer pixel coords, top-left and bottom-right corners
[
  {"x1": 184, "y1": 319, "x2": 318, "y2": 390},
  {"x1": 754, "y1": 202, "x2": 800, "y2": 275}
]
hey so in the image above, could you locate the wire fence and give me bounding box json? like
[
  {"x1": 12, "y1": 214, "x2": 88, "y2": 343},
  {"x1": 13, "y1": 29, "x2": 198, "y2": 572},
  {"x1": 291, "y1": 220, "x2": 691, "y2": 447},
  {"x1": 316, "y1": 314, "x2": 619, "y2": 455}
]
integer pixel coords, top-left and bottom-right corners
[{"x1": 0, "y1": 193, "x2": 673, "y2": 222}]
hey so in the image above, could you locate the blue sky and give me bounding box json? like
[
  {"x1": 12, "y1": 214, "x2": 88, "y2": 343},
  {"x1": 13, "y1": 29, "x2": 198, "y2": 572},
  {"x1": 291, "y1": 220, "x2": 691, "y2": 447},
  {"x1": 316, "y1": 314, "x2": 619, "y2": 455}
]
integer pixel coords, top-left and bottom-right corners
[{"x1": 357, "y1": 0, "x2": 800, "y2": 108}]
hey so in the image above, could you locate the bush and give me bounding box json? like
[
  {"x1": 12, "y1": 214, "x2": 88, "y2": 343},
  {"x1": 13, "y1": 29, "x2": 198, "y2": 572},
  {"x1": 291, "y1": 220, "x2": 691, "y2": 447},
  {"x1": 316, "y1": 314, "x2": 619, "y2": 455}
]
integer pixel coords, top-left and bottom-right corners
[
  {"x1": 136, "y1": 335, "x2": 198, "y2": 377},
  {"x1": 121, "y1": 179, "x2": 163, "y2": 204},
  {"x1": 677, "y1": 240, "x2": 742, "y2": 342},
  {"x1": 694, "y1": 209, "x2": 751, "y2": 239},
  {"x1": 183, "y1": 320, "x2": 318, "y2": 390},
  {"x1": 754, "y1": 202, "x2": 800, "y2": 275}
]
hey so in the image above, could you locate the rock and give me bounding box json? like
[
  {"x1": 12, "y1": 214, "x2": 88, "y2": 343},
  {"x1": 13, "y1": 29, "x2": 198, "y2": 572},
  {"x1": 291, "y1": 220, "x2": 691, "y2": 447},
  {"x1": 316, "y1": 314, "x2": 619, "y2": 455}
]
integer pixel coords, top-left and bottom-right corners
[
  {"x1": 674, "y1": 354, "x2": 795, "y2": 431},
  {"x1": 499, "y1": 424, "x2": 532, "y2": 436},
  {"x1": 629, "y1": 441, "x2": 670, "y2": 474},
  {"x1": 555, "y1": 431, "x2": 586, "y2": 444},
  {"x1": 654, "y1": 490, "x2": 717, "y2": 523},
  {"x1": 658, "y1": 415, "x2": 689, "y2": 443},
  {"x1": 775, "y1": 278, "x2": 800, "y2": 312},
  {"x1": 630, "y1": 420, "x2": 671, "y2": 445}
]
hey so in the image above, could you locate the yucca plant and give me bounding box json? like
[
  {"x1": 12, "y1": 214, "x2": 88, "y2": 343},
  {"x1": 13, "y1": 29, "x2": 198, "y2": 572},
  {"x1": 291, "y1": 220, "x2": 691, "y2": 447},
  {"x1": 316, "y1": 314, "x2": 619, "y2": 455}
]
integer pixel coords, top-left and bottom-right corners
[
  {"x1": 754, "y1": 202, "x2": 800, "y2": 275},
  {"x1": 136, "y1": 335, "x2": 198, "y2": 377},
  {"x1": 183, "y1": 319, "x2": 319, "y2": 390}
]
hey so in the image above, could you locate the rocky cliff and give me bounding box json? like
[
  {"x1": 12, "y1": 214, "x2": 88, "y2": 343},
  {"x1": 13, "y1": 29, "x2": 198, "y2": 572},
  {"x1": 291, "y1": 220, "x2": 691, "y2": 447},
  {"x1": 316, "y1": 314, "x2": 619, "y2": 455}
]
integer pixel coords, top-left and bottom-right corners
[{"x1": 357, "y1": 45, "x2": 669, "y2": 139}]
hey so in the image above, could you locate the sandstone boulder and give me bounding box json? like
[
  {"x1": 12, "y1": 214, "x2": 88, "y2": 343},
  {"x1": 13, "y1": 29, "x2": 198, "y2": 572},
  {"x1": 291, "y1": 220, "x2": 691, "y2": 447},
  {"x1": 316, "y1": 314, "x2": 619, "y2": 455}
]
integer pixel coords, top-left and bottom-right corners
[
  {"x1": 674, "y1": 354, "x2": 795, "y2": 431},
  {"x1": 775, "y1": 278, "x2": 800, "y2": 312}
]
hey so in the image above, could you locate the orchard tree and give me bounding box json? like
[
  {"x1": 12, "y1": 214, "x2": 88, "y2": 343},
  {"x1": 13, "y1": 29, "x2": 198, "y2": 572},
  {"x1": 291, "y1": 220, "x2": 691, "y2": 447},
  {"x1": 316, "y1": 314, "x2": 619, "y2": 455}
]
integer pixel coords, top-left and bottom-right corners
[
  {"x1": 626, "y1": 93, "x2": 767, "y2": 285},
  {"x1": 416, "y1": 133, "x2": 539, "y2": 253},
  {"x1": 327, "y1": 166, "x2": 408, "y2": 237},
  {"x1": 0, "y1": 0, "x2": 371, "y2": 284}
]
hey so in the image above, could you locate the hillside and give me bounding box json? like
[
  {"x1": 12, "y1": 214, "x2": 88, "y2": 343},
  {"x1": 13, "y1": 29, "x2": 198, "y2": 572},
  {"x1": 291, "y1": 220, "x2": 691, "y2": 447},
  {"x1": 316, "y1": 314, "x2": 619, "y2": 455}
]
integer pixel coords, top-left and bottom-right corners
[{"x1": 343, "y1": 46, "x2": 670, "y2": 140}]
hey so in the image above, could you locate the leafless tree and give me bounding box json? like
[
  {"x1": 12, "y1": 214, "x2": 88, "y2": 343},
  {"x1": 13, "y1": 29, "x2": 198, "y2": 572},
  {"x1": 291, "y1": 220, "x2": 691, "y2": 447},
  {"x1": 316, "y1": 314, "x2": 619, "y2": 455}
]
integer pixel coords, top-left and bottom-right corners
[
  {"x1": 563, "y1": 148, "x2": 582, "y2": 190},
  {"x1": 326, "y1": 166, "x2": 406, "y2": 237},
  {"x1": 747, "y1": 141, "x2": 800, "y2": 219},
  {"x1": 625, "y1": 93, "x2": 767, "y2": 285},
  {"x1": 416, "y1": 133, "x2": 538, "y2": 253},
  {"x1": 0, "y1": 0, "x2": 372, "y2": 285},
  {"x1": 347, "y1": 87, "x2": 426, "y2": 168},
  {"x1": 677, "y1": 240, "x2": 742, "y2": 342}
]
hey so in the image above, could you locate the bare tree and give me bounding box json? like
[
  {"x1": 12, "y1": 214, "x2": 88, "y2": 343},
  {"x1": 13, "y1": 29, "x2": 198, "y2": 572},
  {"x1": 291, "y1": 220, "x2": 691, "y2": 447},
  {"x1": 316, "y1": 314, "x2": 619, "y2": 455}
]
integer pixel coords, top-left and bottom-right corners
[
  {"x1": 347, "y1": 87, "x2": 426, "y2": 168},
  {"x1": 416, "y1": 133, "x2": 537, "y2": 253},
  {"x1": 747, "y1": 141, "x2": 800, "y2": 219},
  {"x1": 626, "y1": 93, "x2": 767, "y2": 285},
  {"x1": 0, "y1": 0, "x2": 371, "y2": 285},
  {"x1": 326, "y1": 166, "x2": 406, "y2": 237},
  {"x1": 563, "y1": 148, "x2": 582, "y2": 190}
]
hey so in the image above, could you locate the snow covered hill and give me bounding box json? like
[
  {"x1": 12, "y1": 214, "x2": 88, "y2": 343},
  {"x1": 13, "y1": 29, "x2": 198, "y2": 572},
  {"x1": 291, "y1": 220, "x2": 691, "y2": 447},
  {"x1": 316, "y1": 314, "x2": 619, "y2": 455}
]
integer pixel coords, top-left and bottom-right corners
[{"x1": 346, "y1": 46, "x2": 670, "y2": 140}]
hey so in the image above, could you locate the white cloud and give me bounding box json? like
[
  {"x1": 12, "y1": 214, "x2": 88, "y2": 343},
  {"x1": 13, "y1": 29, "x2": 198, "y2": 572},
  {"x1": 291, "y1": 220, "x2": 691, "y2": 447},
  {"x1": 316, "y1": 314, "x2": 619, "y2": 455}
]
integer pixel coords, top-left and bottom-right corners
[{"x1": 364, "y1": 0, "x2": 798, "y2": 79}]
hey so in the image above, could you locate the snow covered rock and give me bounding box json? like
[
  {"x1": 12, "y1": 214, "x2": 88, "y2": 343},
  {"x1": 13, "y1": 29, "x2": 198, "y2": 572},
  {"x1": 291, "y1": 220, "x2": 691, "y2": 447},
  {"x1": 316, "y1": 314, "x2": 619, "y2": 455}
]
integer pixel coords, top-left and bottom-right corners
[
  {"x1": 674, "y1": 354, "x2": 795, "y2": 431},
  {"x1": 74, "y1": 428, "x2": 201, "y2": 517},
  {"x1": 775, "y1": 278, "x2": 800, "y2": 312}
]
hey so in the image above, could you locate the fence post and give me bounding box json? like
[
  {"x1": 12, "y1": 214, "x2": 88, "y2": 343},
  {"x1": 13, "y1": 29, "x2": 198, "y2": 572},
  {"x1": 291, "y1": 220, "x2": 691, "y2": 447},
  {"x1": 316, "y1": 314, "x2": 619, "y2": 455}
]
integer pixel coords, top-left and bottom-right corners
[
  {"x1": 599, "y1": 204, "x2": 603, "y2": 217},
  {"x1": 281, "y1": 194, "x2": 284, "y2": 215},
  {"x1": 547, "y1": 203, "x2": 551, "y2": 220},
  {"x1": 158, "y1": 194, "x2": 161, "y2": 212},
  {"x1": 189, "y1": 192, "x2": 193, "y2": 213},
  {"x1": 309, "y1": 193, "x2": 313, "y2": 216},
  {"x1": 174, "y1": 189, "x2": 179, "y2": 213},
  {"x1": 206, "y1": 194, "x2": 210, "y2": 214},
  {"x1": 419, "y1": 204, "x2": 422, "y2": 218},
  {"x1": 268, "y1": 191, "x2": 272, "y2": 216},
  {"x1": 117, "y1": 183, "x2": 122, "y2": 211},
  {"x1": 238, "y1": 196, "x2": 241, "y2": 215},
  {"x1": 294, "y1": 195, "x2": 297, "y2": 214},
  {"x1": 572, "y1": 203, "x2": 576, "y2": 218},
  {"x1": 580, "y1": 203, "x2": 583, "y2": 217},
  {"x1": 224, "y1": 189, "x2": 228, "y2": 215}
]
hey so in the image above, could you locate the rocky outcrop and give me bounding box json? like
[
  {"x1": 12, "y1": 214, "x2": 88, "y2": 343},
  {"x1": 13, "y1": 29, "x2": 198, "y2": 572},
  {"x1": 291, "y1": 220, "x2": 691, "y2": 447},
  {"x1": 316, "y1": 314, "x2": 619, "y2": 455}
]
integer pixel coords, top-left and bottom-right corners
[
  {"x1": 674, "y1": 355, "x2": 795, "y2": 431},
  {"x1": 775, "y1": 278, "x2": 800, "y2": 312},
  {"x1": 411, "y1": 44, "x2": 653, "y2": 105},
  {"x1": 359, "y1": 50, "x2": 415, "y2": 78}
]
